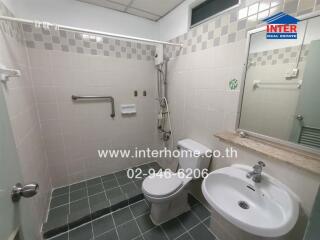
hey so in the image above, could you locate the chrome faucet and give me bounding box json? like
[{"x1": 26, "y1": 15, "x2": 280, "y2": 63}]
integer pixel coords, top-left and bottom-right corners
[{"x1": 246, "y1": 161, "x2": 266, "y2": 183}]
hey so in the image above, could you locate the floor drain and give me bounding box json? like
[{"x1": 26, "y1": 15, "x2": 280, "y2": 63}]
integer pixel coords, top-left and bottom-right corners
[{"x1": 238, "y1": 201, "x2": 250, "y2": 209}]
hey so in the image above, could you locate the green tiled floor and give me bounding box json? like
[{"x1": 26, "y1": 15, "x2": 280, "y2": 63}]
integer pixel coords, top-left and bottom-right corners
[
  {"x1": 49, "y1": 195, "x2": 217, "y2": 240},
  {"x1": 43, "y1": 162, "x2": 161, "y2": 239}
]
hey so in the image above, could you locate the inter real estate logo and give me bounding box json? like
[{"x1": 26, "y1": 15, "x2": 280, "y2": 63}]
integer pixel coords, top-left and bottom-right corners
[{"x1": 263, "y1": 12, "x2": 300, "y2": 39}]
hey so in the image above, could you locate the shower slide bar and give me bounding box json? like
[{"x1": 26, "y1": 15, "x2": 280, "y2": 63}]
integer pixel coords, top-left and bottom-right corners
[
  {"x1": 0, "y1": 16, "x2": 183, "y2": 48},
  {"x1": 71, "y1": 95, "x2": 115, "y2": 119}
]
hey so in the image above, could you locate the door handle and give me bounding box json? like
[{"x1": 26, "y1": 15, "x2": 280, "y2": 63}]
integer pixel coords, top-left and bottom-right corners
[
  {"x1": 296, "y1": 114, "x2": 304, "y2": 121},
  {"x1": 11, "y1": 183, "x2": 39, "y2": 202}
]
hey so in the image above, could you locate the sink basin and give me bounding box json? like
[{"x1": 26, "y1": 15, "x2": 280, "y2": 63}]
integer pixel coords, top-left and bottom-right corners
[{"x1": 202, "y1": 164, "x2": 299, "y2": 237}]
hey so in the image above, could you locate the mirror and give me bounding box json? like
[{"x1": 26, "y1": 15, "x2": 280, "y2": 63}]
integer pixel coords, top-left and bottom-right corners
[{"x1": 238, "y1": 14, "x2": 320, "y2": 152}]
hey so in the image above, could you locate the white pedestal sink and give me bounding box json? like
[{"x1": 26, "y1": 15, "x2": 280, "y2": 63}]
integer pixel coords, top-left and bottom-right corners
[{"x1": 202, "y1": 164, "x2": 299, "y2": 238}]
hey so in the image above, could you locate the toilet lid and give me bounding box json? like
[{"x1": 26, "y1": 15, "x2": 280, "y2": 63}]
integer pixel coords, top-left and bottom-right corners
[{"x1": 142, "y1": 173, "x2": 183, "y2": 198}]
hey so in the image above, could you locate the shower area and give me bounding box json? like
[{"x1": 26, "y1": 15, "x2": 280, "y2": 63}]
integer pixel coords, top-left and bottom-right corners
[{"x1": 0, "y1": 2, "x2": 181, "y2": 239}]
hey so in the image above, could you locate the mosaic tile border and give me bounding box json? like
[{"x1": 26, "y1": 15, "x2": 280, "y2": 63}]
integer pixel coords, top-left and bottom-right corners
[
  {"x1": 165, "y1": 0, "x2": 320, "y2": 58},
  {"x1": 2, "y1": 0, "x2": 320, "y2": 60},
  {"x1": 248, "y1": 44, "x2": 310, "y2": 66},
  {"x1": 0, "y1": 1, "x2": 156, "y2": 61},
  {"x1": 22, "y1": 23, "x2": 156, "y2": 61},
  {"x1": 0, "y1": 0, "x2": 24, "y2": 44}
]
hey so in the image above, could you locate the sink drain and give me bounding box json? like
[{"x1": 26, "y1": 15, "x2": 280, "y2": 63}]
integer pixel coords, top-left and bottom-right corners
[{"x1": 238, "y1": 201, "x2": 250, "y2": 209}]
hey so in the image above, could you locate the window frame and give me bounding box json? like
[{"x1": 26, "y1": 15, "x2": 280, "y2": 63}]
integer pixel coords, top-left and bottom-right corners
[{"x1": 189, "y1": 0, "x2": 241, "y2": 29}]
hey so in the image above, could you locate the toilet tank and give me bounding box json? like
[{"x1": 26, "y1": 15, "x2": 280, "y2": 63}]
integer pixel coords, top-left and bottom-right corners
[{"x1": 177, "y1": 139, "x2": 211, "y2": 173}]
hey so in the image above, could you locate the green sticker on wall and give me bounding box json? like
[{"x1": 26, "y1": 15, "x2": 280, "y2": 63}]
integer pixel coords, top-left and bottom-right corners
[{"x1": 229, "y1": 78, "x2": 238, "y2": 90}]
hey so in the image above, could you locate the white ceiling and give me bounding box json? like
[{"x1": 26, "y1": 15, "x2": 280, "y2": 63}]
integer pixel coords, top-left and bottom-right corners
[{"x1": 77, "y1": 0, "x2": 186, "y2": 21}]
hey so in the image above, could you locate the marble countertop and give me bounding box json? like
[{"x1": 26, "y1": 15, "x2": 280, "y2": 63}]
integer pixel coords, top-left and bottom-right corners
[{"x1": 215, "y1": 132, "x2": 320, "y2": 175}]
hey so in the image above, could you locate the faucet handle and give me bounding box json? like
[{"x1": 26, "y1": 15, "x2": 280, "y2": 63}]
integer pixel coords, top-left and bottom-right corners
[{"x1": 252, "y1": 161, "x2": 265, "y2": 173}]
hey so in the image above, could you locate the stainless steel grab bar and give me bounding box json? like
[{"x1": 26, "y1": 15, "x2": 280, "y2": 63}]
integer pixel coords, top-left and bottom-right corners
[{"x1": 71, "y1": 95, "x2": 115, "y2": 118}]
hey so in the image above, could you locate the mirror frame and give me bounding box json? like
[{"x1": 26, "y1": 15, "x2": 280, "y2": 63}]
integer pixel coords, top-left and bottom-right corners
[{"x1": 236, "y1": 11, "x2": 320, "y2": 155}]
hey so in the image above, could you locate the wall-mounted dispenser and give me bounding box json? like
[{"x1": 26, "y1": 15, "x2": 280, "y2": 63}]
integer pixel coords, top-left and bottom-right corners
[{"x1": 120, "y1": 104, "x2": 136, "y2": 115}]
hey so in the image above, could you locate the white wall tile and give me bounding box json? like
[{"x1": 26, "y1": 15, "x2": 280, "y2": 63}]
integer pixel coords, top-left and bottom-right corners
[
  {"x1": 26, "y1": 48, "x2": 159, "y2": 187},
  {"x1": 164, "y1": 21, "x2": 320, "y2": 240},
  {"x1": 0, "y1": 24, "x2": 52, "y2": 236}
]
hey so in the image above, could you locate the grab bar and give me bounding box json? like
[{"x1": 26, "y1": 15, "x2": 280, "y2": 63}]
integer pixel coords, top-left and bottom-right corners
[
  {"x1": 0, "y1": 64, "x2": 21, "y2": 82},
  {"x1": 253, "y1": 80, "x2": 302, "y2": 89},
  {"x1": 71, "y1": 95, "x2": 115, "y2": 118}
]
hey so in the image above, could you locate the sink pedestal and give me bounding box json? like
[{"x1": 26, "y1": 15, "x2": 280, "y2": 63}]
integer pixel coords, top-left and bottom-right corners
[{"x1": 209, "y1": 208, "x2": 299, "y2": 240}]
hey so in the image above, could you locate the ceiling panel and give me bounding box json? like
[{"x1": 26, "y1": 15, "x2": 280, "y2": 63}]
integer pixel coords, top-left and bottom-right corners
[
  {"x1": 78, "y1": 0, "x2": 126, "y2": 11},
  {"x1": 108, "y1": 0, "x2": 132, "y2": 5},
  {"x1": 127, "y1": 7, "x2": 159, "y2": 21},
  {"x1": 77, "y1": 0, "x2": 186, "y2": 21},
  {"x1": 131, "y1": 0, "x2": 184, "y2": 16}
]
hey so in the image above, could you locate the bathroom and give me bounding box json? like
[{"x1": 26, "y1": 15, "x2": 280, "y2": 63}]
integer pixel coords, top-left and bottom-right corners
[{"x1": 0, "y1": 0, "x2": 319, "y2": 239}]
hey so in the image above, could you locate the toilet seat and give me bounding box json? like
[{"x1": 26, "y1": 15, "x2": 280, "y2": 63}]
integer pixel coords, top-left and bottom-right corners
[{"x1": 142, "y1": 172, "x2": 185, "y2": 198}]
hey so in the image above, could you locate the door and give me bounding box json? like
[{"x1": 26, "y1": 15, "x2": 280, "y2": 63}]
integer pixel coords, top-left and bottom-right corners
[
  {"x1": 290, "y1": 40, "x2": 320, "y2": 149},
  {"x1": 0, "y1": 85, "x2": 24, "y2": 239}
]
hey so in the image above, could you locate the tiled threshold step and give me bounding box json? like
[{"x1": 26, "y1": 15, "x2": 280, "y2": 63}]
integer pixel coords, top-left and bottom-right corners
[{"x1": 43, "y1": 162, "x2": 161, "y2": 239}]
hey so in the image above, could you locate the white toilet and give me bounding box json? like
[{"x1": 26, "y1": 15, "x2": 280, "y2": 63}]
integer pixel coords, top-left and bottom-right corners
[{"x1": 142, "y1": 139, "x2": 211, "y2": 225}]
